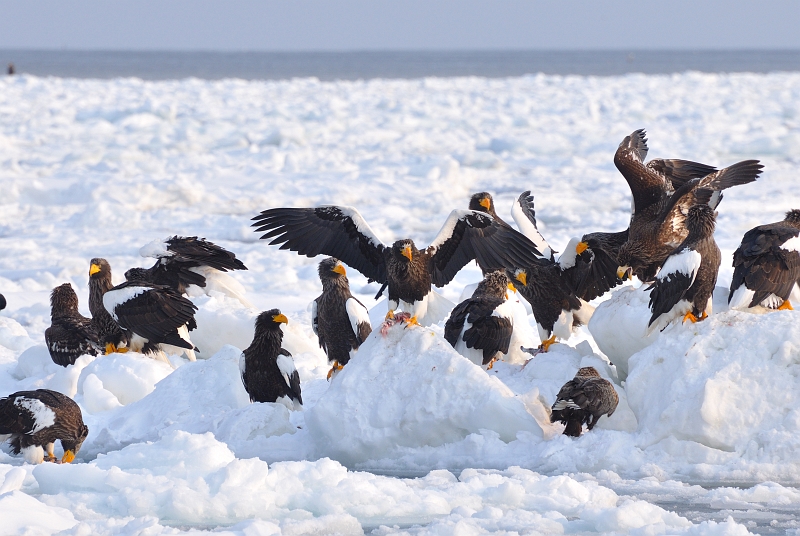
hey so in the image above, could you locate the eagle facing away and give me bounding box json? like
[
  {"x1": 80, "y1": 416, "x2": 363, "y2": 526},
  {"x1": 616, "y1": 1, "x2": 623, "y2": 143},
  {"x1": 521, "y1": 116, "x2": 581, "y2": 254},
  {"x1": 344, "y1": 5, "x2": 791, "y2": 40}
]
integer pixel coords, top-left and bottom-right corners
[{"x1": 551, "y1": 367, "x2": 619, "y2": 437}]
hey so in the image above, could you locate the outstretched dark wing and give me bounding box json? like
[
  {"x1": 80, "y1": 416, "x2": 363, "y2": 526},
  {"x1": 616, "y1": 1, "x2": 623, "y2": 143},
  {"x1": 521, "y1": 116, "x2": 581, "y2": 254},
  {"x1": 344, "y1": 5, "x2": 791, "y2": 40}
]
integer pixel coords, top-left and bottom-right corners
[
  {"x1": 158, "y1": 236, "x2": 247, "y2": 271},
  {"x1": 730, "y1": 225, "x2": 800, "y2": 307},
  {"x1": 613, "y1": 129, "x2": 667, "y2": 212},
  {"x1": 646, "y1": 159, "x2": 717, "y2": 190},
  {"x1": 105, "y1": 282, "x2": 197, "y2": 349},
  {"x1": 564, "y1": 231, "x2": 629, "y2": 302},
  {"x1": 427, "y1": 210, "x2": 543, "y2": 287},
  {"x1": 660, "y1": 160, "x2": 763, "y2": 234},
  {"x1": 252, "y1": 206, "x2": 387, "y2": 283},
  {"x1": 510, "y1": 191, "x2": 552, "y2": 260}
]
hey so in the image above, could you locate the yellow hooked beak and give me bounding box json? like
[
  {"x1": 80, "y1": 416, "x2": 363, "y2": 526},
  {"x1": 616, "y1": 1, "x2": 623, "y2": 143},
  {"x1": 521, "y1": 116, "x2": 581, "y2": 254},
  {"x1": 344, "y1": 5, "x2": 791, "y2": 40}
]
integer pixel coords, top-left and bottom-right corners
[
  {"x1": 617, "y1": 266, "x2": 632, "y2": 280},
  {"x1": 89, "y1": 264, "x2": 101, "y2": 276},
  {"x1": 61, "y1": 450, "x2": 75, "y2": 464},
  {"x1": 576, "y1": 241, "x2": 589, "y2": 255},
  {"x1": 273, "y1": 313, "x2": 289, "y2": 324},
  {"x1": 332, "y1": 263, "x2": 347, "y2": 276},
  {"x1": 402, "y1": 246, "x2": 413, "y2": 261},
  {"x1": 507, "y1": 282, "x2": 517, "y2": 293},
  {"x1": 479, "y1": 197, "x2": 491, "y2": 210},
  {"x1": 515, "y1": 270, "x2": 527, "y2": 286}
]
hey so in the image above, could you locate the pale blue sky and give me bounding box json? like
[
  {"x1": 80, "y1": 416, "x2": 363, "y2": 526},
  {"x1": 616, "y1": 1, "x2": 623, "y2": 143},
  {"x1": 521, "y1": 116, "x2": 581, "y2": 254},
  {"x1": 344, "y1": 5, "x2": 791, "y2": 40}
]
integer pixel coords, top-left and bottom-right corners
[{"x1": 1, "y1": 1, "x2": 798, "y2": 51}]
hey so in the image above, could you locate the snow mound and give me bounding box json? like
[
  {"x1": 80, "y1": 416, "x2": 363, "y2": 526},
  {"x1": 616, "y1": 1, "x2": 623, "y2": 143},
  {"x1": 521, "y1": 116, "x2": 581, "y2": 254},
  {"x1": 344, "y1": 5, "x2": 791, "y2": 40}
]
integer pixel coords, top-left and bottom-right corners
[
  {"x1": 85, "y1": 345, "x2": 260, "y2": 456},
  {"x1": 627, "y1": 309, "x2": 800, "y2": 462},
  {"x1": 0, "y1": 316, "x2": 37, "y2": 354},
  {"x1": 77, "y1": 351, "x2": 174, "y2": 406},
  {"x1": 306, "y1": 323, "x2": 543, "y2": 465}
]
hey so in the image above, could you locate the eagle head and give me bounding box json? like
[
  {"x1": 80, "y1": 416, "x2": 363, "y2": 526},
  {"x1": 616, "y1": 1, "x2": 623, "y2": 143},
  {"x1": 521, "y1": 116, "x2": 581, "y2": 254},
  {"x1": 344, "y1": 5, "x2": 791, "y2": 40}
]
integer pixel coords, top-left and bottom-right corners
[
  {"x1": 392, "y1": 240, "x2": 417, "y2": 263},
  {"x1": 318, "y1": 257, "x2": 347, "y2": 285},
  {"x1": 469, "y1": 192, "x2": 495, "y2": 215},
  {"x1": 61, "y1": 423, "x2": 89, "y2": 463},
  {"x1": 255, "y1": 308, "x2": 288, "y2": 335},
  {"x1": 616, "y1": 242, "x2": 646, "y2": 279},
  {"x1": 686, "y1": 204, "x2": 717, "y2": 236},
  {"x1": 124, "y1": 267, "x2": 149, "y2": 283},
  {"x1": 477, "y1": 270, "x2": 510, "y2": 298},
  {"x1": 89, "y1": 258, "x2": 112, "y2": 281},
  {"x1": 50, "y1": 283, "x2": 80, "y2": 316},
  {"x1": 576, "y1": 366, "x2": 601, "y2": 378}
]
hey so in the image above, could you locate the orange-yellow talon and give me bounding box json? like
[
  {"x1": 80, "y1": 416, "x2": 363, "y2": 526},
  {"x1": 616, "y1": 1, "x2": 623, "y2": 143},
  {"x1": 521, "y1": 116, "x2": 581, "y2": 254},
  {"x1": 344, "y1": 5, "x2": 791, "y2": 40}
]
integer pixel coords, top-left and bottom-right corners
[
  {"x1": 385, "y1": 310, "x2": 395, "y2": 320},
  {"x1": 539, "y1": 334, "x2": 557, "y2": 352},
  {"x1": 682, "y1": 311, "x2": 707, "y2": 324},
  {"x1": 486, "y1": 358, "x2": 497, "y2": 370},
  {"x1": 405, "y1": 315, "x2": 419, "y2": 327},
  {"x1": 779, "y1": 300, "x2": 793, "y2": 311}
]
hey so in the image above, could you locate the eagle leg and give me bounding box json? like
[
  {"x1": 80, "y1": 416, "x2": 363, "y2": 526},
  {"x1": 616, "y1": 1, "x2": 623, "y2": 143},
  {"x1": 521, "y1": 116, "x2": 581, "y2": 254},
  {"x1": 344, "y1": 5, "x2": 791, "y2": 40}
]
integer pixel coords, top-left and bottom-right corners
[
  {"x1": 44, "y1": 443, "x2": 57, "y2": 462},
  {"x1": 539, "y1": 334, "x2": 557, "y2": 352},
  {"x1": 385, "y1": 310, "x2": 395, "y2": 320},
  {"x1": 404, "y1": 315, "x2": 419, "y2": 328},
  {"x1": 485, "y1": 357, "x2": 498, "y2": 370},
  {"x1": 682, "y1": 311, "x2": 699, "y2": 324},
  {"x1": 105, "y1": 343, "x2": 129, "y2": 355},
  {"x1": 779, "y1": 300, "x2": 793, "y2": 311},
  {"x1": 326, "y1": 361, "x2": 344, "y2": 381}
]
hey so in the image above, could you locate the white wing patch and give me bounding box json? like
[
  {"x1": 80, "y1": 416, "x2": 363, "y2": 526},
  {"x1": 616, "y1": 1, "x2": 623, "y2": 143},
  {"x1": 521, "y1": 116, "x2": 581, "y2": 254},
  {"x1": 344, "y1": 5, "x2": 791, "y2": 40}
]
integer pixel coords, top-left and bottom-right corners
[
  {"x1": 238, "y1": 352, "x2": 247, "y2": 383},
  {"x1": 139, "y1": 237, "x2": 173, "y2": 258},
  {"x1": 557, "y1": 237, "x2": 581, "y2": 269},
  {"x1": 15, "y1": 397, "x2": 56, "y2": 433},
  {"x1": 276, "y1": 353, "x2": 297, "y2": 389},
  {"x1": 310, "y1": 300, "x2": 319, "y2": 336},
  {"x1": 781, "y1": 236, "x2": 800, "y2": 253},
  {"x1": 345, "y1": 298, "x2": 371, "y2": 336},
  {"x1": 491, "y1": 299, "x2": 515, "y2": 322},
  {"x1": 327, "y1": 206, "x2": 385, "y2": 249},
  {"x1": 657, "y1": 248, "x2": 702, "y2": 285},
  {"x1": 428, "y1": 209, "x2": 475, "y2": 252},
  {"x1": 553, "y1": 399, "x2": 582, "y2": 411},
  {"x1": 103, "y1": 286, "x2": 151, "y2": 321},
  {"x1": 511, "y1": 199, "x2": 553, "y2": 259}
]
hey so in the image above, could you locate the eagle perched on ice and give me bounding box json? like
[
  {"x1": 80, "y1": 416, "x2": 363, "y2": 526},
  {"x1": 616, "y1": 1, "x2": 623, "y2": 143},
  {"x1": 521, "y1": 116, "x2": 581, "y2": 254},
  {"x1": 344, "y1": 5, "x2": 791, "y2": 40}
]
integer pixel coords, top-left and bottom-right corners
[
  {"x1": 647, "y1": 204, "x2": 720, "y2": 331},
  {"x1": 551, "y1": 367, "x2": 618, "y2": 437},
  {"x1": 103, "y1": 281, "x2": 198, "y2": 362},
  {"x1": 614, "y1": 129, "x2": 761, "y2": 282},
  {"x1": 45, "y1": 283, "x2": 99, "y2": 367},
  {"x1": 252, "y1": 205, "x2": 541, "y2": 326},
  {"x1": 240, "y1": 309, "x2": 303, "y2": 408},
  {"x1": 444, "y1": 270, "x2": 514, "y2": 369},
  {"x1": 125, "y1": 236, "x2": 250, "y2": 306},
  {"x1": 0, "y1": 389, "x2": 88, "y2": 464},
  {"x1": 89, "y1": 258, "x2": 130, "y2": 354},
  {"x1": 312, "y1": 258, "x2": 372, "y2": 379},
  {"x1": 729, "y1": 209, "x2": 800, "y2": 311}
]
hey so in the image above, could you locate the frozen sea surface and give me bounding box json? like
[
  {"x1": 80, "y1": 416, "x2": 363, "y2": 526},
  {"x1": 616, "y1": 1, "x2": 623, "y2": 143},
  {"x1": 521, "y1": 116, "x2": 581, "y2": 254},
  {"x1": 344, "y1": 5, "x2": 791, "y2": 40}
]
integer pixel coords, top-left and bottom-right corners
[{"x1": 2, "y1": 72, "x2": 800, "y2": 534}]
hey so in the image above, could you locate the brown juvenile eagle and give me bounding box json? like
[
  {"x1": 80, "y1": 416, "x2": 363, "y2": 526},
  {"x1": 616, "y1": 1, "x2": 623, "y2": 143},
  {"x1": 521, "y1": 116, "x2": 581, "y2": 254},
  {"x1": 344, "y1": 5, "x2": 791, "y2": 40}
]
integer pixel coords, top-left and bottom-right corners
[
  {"x1": 614, "y1": 129, "x2": 761, "y2": 282},
  {"x1": 312, "y1": 258, "x2": 372, "y2": 379},
  {"x1": 252, "y1": 206, "x2": 541, "y2": 326},
  {"x1": 551, "y1": 367, "x2": 619, "y2": 437},
  {"x1": 45, "y1": 283, "x2": 100, "y2": 367},
  {"x1": 240, "y1": 309, "x2": 302, "y2": 409},
  {"x1": 729, "y1": 210, "x2": 800, "y2": 311},
  {"x1": 0, "y1": 389, "x2": 88, "y2": 464}
]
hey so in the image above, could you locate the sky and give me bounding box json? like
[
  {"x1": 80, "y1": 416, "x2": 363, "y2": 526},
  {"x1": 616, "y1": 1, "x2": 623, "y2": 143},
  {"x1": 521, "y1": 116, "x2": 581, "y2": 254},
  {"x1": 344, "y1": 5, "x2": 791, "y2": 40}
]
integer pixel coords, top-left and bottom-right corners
[{"x1": 1, "y1": 1, "x2": 799, "y2": 51}]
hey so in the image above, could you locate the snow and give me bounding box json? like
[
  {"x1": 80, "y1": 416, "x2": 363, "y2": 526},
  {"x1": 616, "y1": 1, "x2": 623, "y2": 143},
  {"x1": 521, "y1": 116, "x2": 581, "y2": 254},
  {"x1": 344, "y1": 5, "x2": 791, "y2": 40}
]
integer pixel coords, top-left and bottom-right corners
[
  {"x1": 138, "y1": 237, "x2": 172, "y2": 258},
  {"x1": 2, "y1": 71, "x2": 800, "y2": 532}
]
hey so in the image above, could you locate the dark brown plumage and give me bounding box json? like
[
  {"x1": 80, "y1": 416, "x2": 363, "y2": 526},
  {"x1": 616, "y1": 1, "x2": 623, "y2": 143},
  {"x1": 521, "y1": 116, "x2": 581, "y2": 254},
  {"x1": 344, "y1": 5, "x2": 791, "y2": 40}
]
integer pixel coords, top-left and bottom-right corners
[
  {"x1": 729, "y1": 210, "x2": 800, "y2": 310},
  {"x1": 559, "y1": 230, "x2": 629, "y2": 302},
  {"x1": 89, "y1": 258, "x2": 130, "y2": 354},
  {"x1": 550, "y1": 367, "x2": 618, "y2": 437},
  {"x1": 312, "y1": 258, "x2": 372, "y2": 378},
  {"x1": 444, "y1": 271, "x2": 513, "y2": 368},
  {"x1": 44, "y1": 283, "x2": 99, "y2": 367},
  {"x1": 125, "y1": 236, "x2": 247, "y2": 296},
  {"x1": 0, "y1": 389, "x2": 88, "y2": 463},
  {"x1": 102, "y1": 281, "x2": 198, "y2": 359},
  {"x1": 614, "y1": 129, "x2": 760, "y2": 282},
  {"x1": 647, "y1": 204, "x2": 721, "y2": 331},
  {"x1": 252, "y1": 206, "x2": 542, "y2": 325},
  {"x1": 240, "y1": 309, "x2": 302, "y2": 407}
]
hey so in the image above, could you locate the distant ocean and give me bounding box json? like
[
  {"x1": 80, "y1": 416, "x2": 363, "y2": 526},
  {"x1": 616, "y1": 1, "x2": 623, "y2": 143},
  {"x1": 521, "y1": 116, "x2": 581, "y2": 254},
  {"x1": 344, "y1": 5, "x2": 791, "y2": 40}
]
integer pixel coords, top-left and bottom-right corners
[{"x1": 1, "y1": 49, "x2": 799, "y2": 80}]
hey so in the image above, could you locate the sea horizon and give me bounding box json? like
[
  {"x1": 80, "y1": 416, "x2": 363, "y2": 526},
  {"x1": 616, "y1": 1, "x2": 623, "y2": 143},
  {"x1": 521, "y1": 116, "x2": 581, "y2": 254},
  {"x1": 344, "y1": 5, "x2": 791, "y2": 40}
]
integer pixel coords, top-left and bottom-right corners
[{"x1": 2, "y1": 48, "x2": 799, "y2": 81}]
